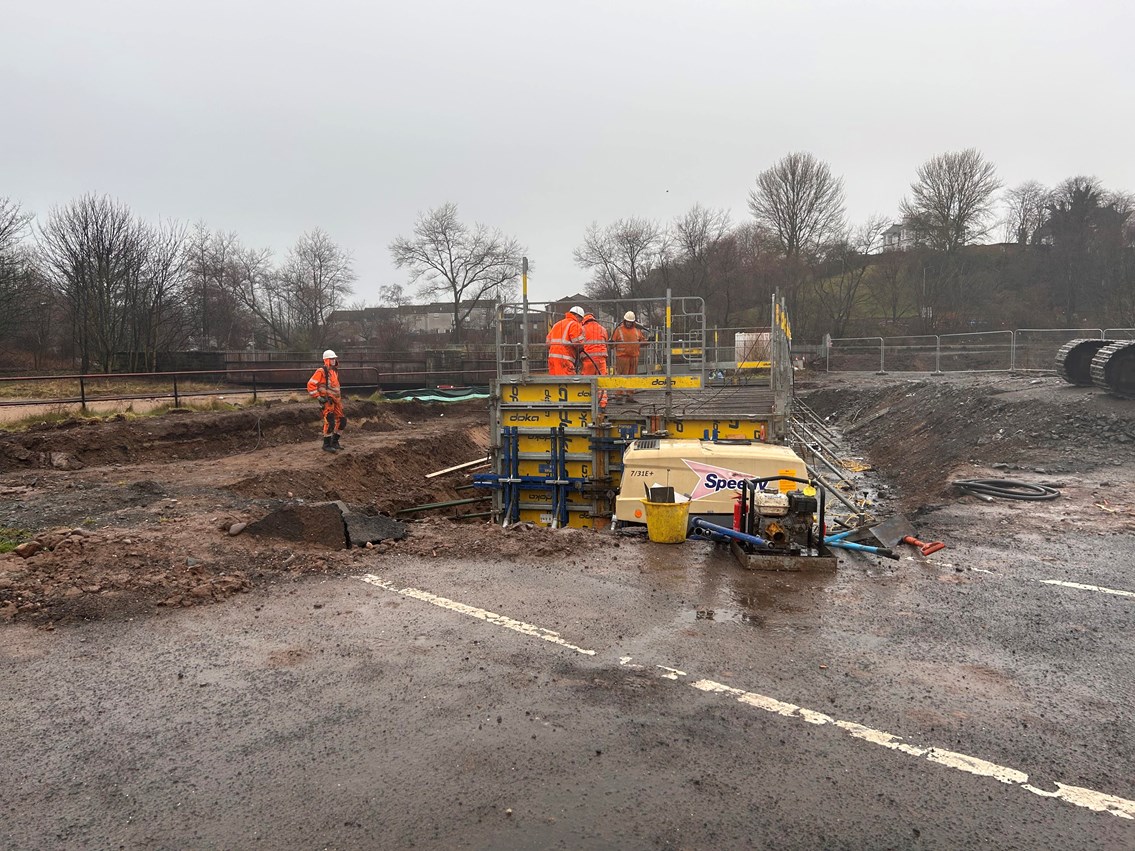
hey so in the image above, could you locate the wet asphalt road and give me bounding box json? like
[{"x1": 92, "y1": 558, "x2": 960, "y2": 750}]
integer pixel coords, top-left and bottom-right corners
[{"x1": 3, "y1": 527, "x2": 1134, "y2": 850}]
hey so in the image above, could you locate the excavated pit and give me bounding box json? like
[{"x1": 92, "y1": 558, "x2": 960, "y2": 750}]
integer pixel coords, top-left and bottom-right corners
[
  {"x1": 8, "y1": 371, "x2": 1129, "y2": 627},
  {"x1": 0, "y1": 398, "x2": 495, "y2": 623},
  {"x1": 799, "y1": 372, "x2": 1135, "y2": 514}
]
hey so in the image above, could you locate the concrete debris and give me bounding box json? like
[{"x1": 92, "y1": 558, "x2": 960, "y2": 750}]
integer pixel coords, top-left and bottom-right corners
[
  {"x1": 245, "y1": 503, "x2": 348, "y2": 549},
  {"x1": 343, "y1": 511, "x2": 407, "y2": 548},
  {"x1": 244, "y1": 501, "x2": 406, "y2": 550}
]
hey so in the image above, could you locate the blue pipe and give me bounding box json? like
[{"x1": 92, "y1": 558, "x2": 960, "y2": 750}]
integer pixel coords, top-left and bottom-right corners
[
  {"x1": 824, "y1": 528, "x2": 862, "y2": 543},
  {"x1": 826, "y1": 539, "x2": 899, "y2": 560},
  {"x1": 692, "y1": 518, "x2": 768, "y2": 548}
]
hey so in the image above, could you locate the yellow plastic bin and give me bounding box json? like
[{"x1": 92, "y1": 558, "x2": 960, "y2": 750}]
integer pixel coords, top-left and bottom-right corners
[{"x1": 642, "y1": 500, "x2": 690, "y2": 544}]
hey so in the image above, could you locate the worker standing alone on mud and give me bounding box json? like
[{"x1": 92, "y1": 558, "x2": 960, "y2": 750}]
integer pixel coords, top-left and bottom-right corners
[
  {"x1": 307, "y1": 349, "x2": 346, "y2": 452},
  {"x1": 578, "y1": 309, "x2": 609, "y2": 409},
  {"x1": 611, "y1": 311, "x2": 648, "y2": 402},
  {"x1": 546, "y1": 306, "x2": 586, "y2": 375}
]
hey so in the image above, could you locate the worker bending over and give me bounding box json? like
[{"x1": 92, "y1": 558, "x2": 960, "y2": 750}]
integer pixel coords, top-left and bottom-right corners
[
  {"x1": 546, "y1": 306, "x2": 586, "y2": 375},
  {"x1": 611, "y1": 311, "x2": 648, "y2": 402},
  {"x1": 307, "y1": 349, "x2": 346, "y2": 452}
]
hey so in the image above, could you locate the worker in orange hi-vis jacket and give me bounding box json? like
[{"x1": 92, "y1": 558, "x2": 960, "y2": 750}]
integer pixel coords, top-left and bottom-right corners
[
  {"x1": 307, "y1": 349, "x2": 346, "y2": 452},
  {"x1": 610, "y1": 311, "x2": 648, "y2": 402},
  {"x1": 578, "y1": 310, "x2": 609, "y2": 409},
  {"x1": 546, "y1": 306, "x2": 586, "y2": 375}
]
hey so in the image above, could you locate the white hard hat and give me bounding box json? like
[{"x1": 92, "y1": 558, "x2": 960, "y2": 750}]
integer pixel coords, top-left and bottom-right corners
[
  {"x1": 624, "y1": 311, "x2": 636, "y2": 322},
  {"x1": 322, "y1": 349, "x2": 337, "y2": 360},
  {"x1": 569, "y1": 306, "x2": 584, "y2": 318}
]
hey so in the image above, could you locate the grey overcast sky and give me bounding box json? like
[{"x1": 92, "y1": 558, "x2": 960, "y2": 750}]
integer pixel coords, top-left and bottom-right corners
[{"x1": 2, "y1": 0, "x2": 1132, "y2": 303}]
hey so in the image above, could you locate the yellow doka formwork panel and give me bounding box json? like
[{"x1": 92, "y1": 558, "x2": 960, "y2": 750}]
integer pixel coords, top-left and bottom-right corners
[
  {"x1": 514, "y1": 460, "x2": 595, "y2": 479},
  {"x1": 513, "y1": 433, "x2": 592, "y2": 455},
  {"x1": 595, "y1": 376, "x2": 702, "y2": 390},
  {"x1": 493, "y1": 377, "x2": 769, "y2": 529},
  {"x1": 663, "y1": 419, "x2": 767, "y2": 441},
  {"x1": 501, "y1": 377, "x2": 700, "y2": 404},
  {"x1": 501, "y1": 408, "x2": 592, "y2": 429},
  {"x1": 502, "y1": 382, "x2": 593, "y2": 404}
]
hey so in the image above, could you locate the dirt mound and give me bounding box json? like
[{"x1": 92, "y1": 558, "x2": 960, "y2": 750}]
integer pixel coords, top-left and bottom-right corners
[
  {"x1": 0, "y1": 397, "x2": 640, "y2": 630},
  {"x1": 800, "y1": 372, "x2": 1135, "y2": 510},
  {"x1": 0, "y1": 398, "x2": 498, "y2": 625},
  {"x1": 0, "y1": 398, "x2": 488, "y2": 474}
]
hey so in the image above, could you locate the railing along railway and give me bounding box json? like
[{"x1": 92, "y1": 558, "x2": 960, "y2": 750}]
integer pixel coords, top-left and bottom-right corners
[{"x1": 0, "y1": 366, "x2": 390, "y2": 411}]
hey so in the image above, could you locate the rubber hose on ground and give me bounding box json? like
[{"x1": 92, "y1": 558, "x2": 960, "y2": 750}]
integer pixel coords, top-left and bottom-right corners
[{"x1": 952, "y1": 479, "x2": 1061, "y2": 501}]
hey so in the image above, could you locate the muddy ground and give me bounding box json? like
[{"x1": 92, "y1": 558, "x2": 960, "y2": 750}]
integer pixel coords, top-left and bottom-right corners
[
  {"x1": 799, "y1": 371, "x2": 1135, "y2": 538},
  {"x1": 0, "y1": 398, "x2": 616, "y2": 626},
  {"x1": 1, "y1": 372, "x2": 1132, "y2": 628}
]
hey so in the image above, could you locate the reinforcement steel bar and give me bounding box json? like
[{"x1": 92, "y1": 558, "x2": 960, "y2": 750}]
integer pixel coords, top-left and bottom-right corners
[
  {"x1": 395, "y1": 496, "x2": 492, "y2": 515},
  {"x1": 791, "y1": 425, "x2": 855, "y2": 488},
  {"x1": 805, "y1": 463, "x2": 864, "y2": 522}
]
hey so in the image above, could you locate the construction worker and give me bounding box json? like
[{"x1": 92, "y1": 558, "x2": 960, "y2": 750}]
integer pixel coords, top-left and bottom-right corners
[
  {"x1": 546, "y1": 306, "x2": 585, "y2": 375},
  {"x1": 307, "y1": 349, "x2": 346, "y2": 452},
  {"x1": 611, "y1": 311, "x2": 648, "y2": 402},
  {"x1": 578, "y1": 310, "x2": 609, "y2": 409}
]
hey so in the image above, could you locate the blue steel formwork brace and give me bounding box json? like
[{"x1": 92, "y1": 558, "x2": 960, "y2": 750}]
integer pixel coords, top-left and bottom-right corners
[
  {"x1": 498, "y1": 425, "x2": 512, "y2": 525},
  {"x1": 474, "y1": 427, "x2": 593, "y2": 527},
  {"x1": 547, "y1": 426, "x2": 572, "y2": 529},
  {"x1": 507, "y1": 427, "x2": 521, "y2": 523}
]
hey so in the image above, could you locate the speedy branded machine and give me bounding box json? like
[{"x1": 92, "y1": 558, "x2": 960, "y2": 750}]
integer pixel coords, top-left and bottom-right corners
[{"x1": 616, "y1": 438, "x2": 833, "y2": 567}]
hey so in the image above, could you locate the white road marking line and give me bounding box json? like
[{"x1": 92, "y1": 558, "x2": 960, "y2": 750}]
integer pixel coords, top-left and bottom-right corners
[
  {"x1": 356, "y1": 575, "x2": 1135, "y2": 821},
  {"x1": 1039, "y1": 579, "x2": 1135, "y2": 599},
  {"x1": 357, "y1": 574, "x2": 597, "y2": 656},
  {"x1": 686, "y1": 676, "x2": 1135, "y2": 820}
]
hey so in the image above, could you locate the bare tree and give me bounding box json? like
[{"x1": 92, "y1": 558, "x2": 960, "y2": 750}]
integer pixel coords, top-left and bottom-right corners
[
  {"x1": 36, "y1": 196, "x2": 199, "y2": 371},
  {"x1": 390, "y1": 203, "x2": 522, "y2": 343},
  {"x1": 810, "y1": 215, "x2": 890, "y2": 337},
  {"x1": 573, "y1": 217, "x2": 669, "y2": 301},
  {"x1": 900, "y1": 148, "x2": 1001, "y2": 252},
  {"x1": 38, "y1": 195, "x2": 150, "y2": 372},
  {"x1": 1001, "y1": 180, "x2": 1050, "y2": 245},
  {"x1": 748, "y1": 152, "x2": 845, "y2": 260},
  {"x1": 672, "y1": 204, "x2": 732, "y2": 297},
  {"x1": 281, "y1": 228, "x2": 355, "y2": 349},
  {"x1": 1042, "y1": 176, "x2": 1133, "y2": 321},
  {"x1": 0, "y1": 198, "x2": 36, "y2": 351},
  {"x1": 113, "y1": 221, "x2": 193, "y2": 370},
  {"x1": 0, "y1": 197, "x2": 32, "y2": 259},
  {"x1": 215, "y1": 243, "x2": 286, "y2": 348},
  {"x1": 869, "y1": 249, "x2": 917, "y2": 326},
  {"x1": 186, "y1": 223, "x2": 241, "y2": 347},
  {"x1": 133, "y1": 222, "x2": 192, "y2": 369},
  {"x1": 378, "y1": 283, "x2": 410, "y2": 307}
]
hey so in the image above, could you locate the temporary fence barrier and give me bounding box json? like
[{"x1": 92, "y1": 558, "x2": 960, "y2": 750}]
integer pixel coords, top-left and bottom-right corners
[
  {"x1": 0, "y1": 366, "x2": 382, "y2": 415},
  {"x1": 1012, "y1": 328, "x2": 1103, "y2": 371},
  {"x1": 825, "y1": 328, "x2": 1117, "y2": 374}
]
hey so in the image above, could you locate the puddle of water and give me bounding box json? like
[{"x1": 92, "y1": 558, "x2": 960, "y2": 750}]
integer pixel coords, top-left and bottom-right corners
[
  {"x1": 681, "y1": 607, "x2": 766, "y2": 628},
  {"x1": 661, "y1": 542, "x2": 841, "y2": 628}
]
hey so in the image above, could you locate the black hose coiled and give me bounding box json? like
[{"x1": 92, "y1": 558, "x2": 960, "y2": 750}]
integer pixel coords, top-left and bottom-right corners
[{"x1": 952, "y1": 479, "x2": 1060, "y2": 501}]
